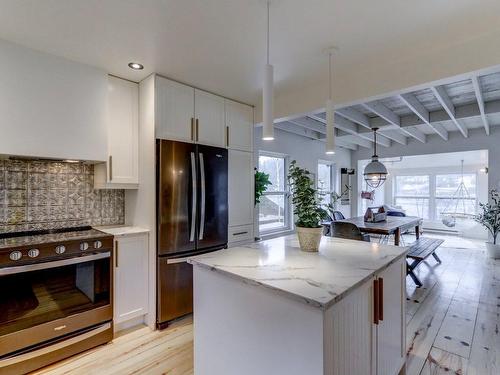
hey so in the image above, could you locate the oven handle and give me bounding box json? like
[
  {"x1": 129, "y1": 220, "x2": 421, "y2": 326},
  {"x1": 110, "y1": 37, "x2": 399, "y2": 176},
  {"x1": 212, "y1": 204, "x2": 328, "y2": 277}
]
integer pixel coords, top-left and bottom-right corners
[
  {"x1": 0, "y1": 251, "x2": 111, "y2": 276},
  {"x1": 0, "y1": 322, "x2": 111, "y2": 368}
]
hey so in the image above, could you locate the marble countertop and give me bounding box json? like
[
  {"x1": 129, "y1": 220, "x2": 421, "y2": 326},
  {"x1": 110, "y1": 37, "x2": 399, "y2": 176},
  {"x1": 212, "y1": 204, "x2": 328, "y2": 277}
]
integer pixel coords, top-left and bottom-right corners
[
  {"x1": 188, "y1": 235, "x2": 407, "y2": 310},
  {"x1": 93, "y1": 225, "x2": 150, "y2": 237}
]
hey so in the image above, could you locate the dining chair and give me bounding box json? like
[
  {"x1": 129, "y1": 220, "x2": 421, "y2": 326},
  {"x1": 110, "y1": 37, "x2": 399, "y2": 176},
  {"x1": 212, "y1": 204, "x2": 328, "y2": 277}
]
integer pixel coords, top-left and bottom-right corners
[{"x1": 329, "y1": 222, "x2": 371, "y2": 242}]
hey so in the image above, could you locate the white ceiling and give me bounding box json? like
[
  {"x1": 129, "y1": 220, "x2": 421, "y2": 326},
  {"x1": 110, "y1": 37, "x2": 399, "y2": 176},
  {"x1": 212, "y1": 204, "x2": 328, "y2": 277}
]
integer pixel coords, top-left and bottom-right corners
[{"x1": 1, "y1": 0, "x2": 500, "y2": 106}]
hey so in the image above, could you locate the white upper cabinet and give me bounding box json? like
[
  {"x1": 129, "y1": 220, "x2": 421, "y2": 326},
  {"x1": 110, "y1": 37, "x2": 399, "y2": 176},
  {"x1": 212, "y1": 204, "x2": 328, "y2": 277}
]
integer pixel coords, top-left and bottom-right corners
[
  {"x1": 155, "y1": 76, "x2": 195, "y2": 142},
  {"x1": 228, "y1": 150, "x2": 254, "y2": 228},
  {"x1": 195, "y1": 89, "x2": 226, "y2": 147},
  {"x1": 225, "y1": 100, "x2": 254, "y2": 152},
  {"x1": 94, "y1": 76, "x2": 139, "y2": 189},
  {"x1": 0, "y1": 39, "x2": 107, "y2": 161}
]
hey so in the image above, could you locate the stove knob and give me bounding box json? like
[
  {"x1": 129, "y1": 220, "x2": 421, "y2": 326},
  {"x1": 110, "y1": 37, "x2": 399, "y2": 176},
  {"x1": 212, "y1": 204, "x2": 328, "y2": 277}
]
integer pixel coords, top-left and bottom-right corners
[
  {"x1": 55, "y1": 245, "x2": 66, "y2": 254},
  {"x1": 94, "y1": 240, "x2": 102, "y2": 249},
  {"x1": 9, "y1": 251, "x2": 22, "y2": 261},
  {"x1": 28, "y1": 249, "x2": 40, "y2": 258},
  {"x1": 80, "y1": 242, "x2": 89, "y2": 251}
]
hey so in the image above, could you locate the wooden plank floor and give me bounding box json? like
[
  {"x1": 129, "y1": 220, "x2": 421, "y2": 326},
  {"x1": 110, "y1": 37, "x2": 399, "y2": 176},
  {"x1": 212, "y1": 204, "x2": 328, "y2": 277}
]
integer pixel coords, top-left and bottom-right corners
[{"x1": 34, "y1": 234, "x2": 498, "y2": 375}]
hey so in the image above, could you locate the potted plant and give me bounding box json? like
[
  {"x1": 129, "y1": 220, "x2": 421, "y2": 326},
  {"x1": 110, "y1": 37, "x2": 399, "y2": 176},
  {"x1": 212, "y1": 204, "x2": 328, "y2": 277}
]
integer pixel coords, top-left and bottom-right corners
[
  {"x1": 475, "y1": 189, "x2": 500, "y2": 258},
  {"x1": 288, "y1": 160, "x2": 324, "y2": 252},
  {"x1": 255, "y1": 168, "x2": 272, "y2": 205}
]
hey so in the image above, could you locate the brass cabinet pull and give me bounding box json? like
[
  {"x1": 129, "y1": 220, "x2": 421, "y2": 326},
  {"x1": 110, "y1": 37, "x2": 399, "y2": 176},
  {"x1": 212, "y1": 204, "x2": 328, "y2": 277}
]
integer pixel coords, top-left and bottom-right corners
[
  {"x1": 378, "y1": 277, "x2": 384, "y2": 321},
  {"x1": 109, "y1": 155, "x2": 113, "y2": 181},
  {"x1": 191, "y1": 118, "x2": 195, "y2": 141},
  {"x1": 195, "y1": 118, "x2": 199, "y2": 141},
  {"x1": 373, "y1": 279, "x2": 379, "y2": 325},
  {"x1": 115, "y1": 240, "x2": 119, "y2": 268}
]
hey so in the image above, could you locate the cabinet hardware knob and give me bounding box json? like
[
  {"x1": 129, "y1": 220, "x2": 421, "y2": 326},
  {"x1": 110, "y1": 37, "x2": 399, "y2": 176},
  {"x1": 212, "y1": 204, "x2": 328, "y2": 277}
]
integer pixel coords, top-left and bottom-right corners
[
  {"x1": 373, "y1": 279, "x2": 379, "y2": 325},
  {"x1": 115, "y1": 240, "x2": 119, "y2": 268},
  {"x1": 109, "y1": 155, "x2": 113, "y2": 181},
  {"x1": 378, "y1": 277, "x2": 384, "y2": 321}
]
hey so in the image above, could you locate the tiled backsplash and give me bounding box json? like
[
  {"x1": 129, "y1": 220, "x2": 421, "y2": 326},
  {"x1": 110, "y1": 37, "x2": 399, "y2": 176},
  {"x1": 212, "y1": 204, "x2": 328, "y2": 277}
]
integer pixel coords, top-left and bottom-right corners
[{"x1": 0, "y1": 159, "x2": 125, "y2": 233}]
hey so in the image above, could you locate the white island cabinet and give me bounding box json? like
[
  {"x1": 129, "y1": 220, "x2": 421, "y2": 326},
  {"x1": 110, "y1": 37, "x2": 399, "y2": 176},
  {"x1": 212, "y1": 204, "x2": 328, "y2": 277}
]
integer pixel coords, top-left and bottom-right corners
[{"x1": 189, "y1": 235, "x2": 407, "y2": 375}]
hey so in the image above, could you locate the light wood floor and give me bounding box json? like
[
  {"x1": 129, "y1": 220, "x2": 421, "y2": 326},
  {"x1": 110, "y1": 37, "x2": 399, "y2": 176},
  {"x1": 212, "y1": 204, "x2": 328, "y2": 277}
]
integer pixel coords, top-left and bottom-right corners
[{"x1": 35, "y1": 234, "x2": 498, "y2": 375}]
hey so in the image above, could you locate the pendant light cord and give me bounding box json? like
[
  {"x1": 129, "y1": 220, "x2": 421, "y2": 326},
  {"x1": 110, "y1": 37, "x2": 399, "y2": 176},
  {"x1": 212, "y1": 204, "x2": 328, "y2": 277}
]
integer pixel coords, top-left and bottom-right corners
[
  {"x1": 373, "y1": 128, "x2": 378, "y2": 157},
  {"x1": 328, "y1": 53, "x2": 332, "y2": 100},
  {"x1": 267, "y1": 1, "x2": 270, "y2": 65}
]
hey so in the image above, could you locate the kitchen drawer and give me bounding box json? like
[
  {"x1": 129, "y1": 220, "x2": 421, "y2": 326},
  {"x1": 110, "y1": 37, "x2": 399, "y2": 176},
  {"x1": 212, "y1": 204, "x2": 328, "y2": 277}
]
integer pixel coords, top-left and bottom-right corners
[{"x1": 228, "y1": 225, "x2": 253, "y2": 244}]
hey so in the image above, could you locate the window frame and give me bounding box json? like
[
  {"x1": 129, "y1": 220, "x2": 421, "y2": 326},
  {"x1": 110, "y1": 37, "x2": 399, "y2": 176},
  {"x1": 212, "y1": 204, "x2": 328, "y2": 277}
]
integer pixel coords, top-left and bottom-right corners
[
  {"x1": 391, "y1": 172, "x2": 478, "y2": 221},
  {"x1": 317, "y1": 161, "x2": 337, "y2": 207},
  {"x1": 257, "y1": 151, "x2": 292, "y2": 235}
]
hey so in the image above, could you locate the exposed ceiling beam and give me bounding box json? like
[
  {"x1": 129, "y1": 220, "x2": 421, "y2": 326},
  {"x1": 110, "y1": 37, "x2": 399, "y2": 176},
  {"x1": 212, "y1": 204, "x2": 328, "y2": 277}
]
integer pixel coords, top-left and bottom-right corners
[
  {"x1": 338, "y1": 135, "x2": 372, "y2": 149},
  {"x1": 471, "y1": 76, "x2": 490, "y2": 135},
  {"x1": 289, "y1": 117, "x2": 326, "y2": 134},
  {"x1": 336, "y1": 108, "x2": 371, "y2": 129},
  {"x1": 431, "y1": 85, "x2": 468, "y2": 137},
  {"x1": 274, "y1": 122, "x2": 321, "y2": 140},
  {"x1": 377, "y1": 130, "x2": 407, "y2": 145},
  {"x1": 308, "y1": 114, "x2": 390, "y2": 148},
  {"x1": 275, "y1": 122, "x2": 357, "y2": 151},
  {"x1": 399, "y1": 93, "x2": 448, "y2": 140},
  {"x1": 363, "y1": 101, "x2": 427, "y2": 143}
]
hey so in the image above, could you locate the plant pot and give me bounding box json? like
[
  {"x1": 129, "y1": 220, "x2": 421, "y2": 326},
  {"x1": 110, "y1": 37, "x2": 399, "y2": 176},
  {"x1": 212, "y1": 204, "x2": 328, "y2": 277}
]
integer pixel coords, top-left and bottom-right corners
[
  {"x1": 486, "y1": 242, "x2": 500, "y2": 259},
  {"x1": 296, "y1": 226, "x2": 323, "y2": 252}
]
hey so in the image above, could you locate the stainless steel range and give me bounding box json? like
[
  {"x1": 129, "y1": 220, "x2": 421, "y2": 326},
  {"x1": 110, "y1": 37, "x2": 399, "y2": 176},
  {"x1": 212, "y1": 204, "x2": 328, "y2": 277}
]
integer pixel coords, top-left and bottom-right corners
[{"x1": 0, "y1": 226, "x2": 114, "y2": 375}]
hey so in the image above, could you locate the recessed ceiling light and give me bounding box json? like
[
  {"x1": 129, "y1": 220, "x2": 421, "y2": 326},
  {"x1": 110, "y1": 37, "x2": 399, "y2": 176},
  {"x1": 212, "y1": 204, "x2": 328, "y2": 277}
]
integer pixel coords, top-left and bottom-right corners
[{"x1": 128, "y1": 62, "x2": 144, "y2": 70}]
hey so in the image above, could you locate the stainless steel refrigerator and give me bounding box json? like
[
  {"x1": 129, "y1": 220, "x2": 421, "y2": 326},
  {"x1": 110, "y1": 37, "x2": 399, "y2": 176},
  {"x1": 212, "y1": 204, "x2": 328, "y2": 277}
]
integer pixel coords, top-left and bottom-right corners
[{"x1": 156, "y1": 139, "x2": 228, "y2": 328}]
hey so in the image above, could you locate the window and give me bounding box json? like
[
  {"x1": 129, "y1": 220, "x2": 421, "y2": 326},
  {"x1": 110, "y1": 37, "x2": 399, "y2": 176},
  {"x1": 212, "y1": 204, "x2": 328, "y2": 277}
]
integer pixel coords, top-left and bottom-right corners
[
  {"x1": 435, "y1": 174, "x2": 476, "y2": 218},
  {"x1": 317, "y1": 162, "x2": 335, "y2": 206},
  {"x1": 258, "y1": 153, "x2": 290, "y2": 234},
  {"x1": 394, "y1": 175, "x2": 430, "y2": 219}
]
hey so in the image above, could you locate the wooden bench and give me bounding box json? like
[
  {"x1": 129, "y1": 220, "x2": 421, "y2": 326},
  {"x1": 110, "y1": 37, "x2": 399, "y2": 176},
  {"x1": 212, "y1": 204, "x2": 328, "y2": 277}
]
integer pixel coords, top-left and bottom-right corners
[{"x1": 406, "y1": 237, "x2": 443, "y2": 287}]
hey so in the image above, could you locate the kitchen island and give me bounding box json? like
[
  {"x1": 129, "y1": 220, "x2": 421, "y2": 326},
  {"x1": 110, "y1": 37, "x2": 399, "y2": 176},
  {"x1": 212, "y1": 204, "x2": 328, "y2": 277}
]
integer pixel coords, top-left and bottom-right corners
[{"x1": 189, "y1": 235, "x2": 407, "y2": 375}]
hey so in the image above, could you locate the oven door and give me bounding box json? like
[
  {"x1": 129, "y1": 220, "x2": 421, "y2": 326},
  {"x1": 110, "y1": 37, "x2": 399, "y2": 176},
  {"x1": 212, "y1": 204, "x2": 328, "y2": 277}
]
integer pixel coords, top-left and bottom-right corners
[{"x1": 0, "y1": 251, "x2": 113, "y2": 358}]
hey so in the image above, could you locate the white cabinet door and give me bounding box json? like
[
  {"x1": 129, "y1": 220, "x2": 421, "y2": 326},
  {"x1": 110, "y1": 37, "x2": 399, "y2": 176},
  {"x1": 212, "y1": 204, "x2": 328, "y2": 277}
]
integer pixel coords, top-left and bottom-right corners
[
  {"x1": 114, "y1": 233, "x2": 149, "y2": 324},
  {"x1": 376, "y1": 257, "x2": 406, "y2": 375},
  {"x1": 156, "y1": 76, "x2": 195, "y2": 142},
  {"x1": 195, "y1": 89, "x2": 225, "y2": 147},
  {"x1": 326, "y1": 276, "x2": 376, "y2": 375},
  {"x1": 228, "y1": 150, "x2": 254, "y2": 228},
  {"x1": 225, "y1": 100, "x2": 253, "y2": 152},
  {"x1": 107, "y1": 76, "x2": 139, "y2": 184}
]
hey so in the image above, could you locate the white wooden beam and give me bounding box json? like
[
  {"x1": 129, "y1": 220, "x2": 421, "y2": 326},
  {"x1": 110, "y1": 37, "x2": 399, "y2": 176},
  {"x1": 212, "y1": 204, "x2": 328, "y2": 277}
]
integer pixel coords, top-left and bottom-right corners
[
  {"x1": 289, "y1": 117, "x2": 326, "y2": 134},
  {"x1": 471, "y1": 76, "x2": 490, "y2": 135},
  {"x1": 378, "y1": 130, "x2": 407, "y2": 145},
  {"x1": 309, "y1": 114, "x2": 390, "y2": 148},
  {"x1": 431, "y1": 85, "x2": 468, "y2": 137},
  {"x1": 338, "y1": 135, "x2": 372, "y2": 149},
  {"x1": 399, "y1": 93, "x2": 448, "y2": 140},
  {"x1": 336, "y1": 108, "x2": 371, "y2": 129},
  {"x1": 363, "y1": 101, "x2": 427, "y2": 143},
  {"x1": 276, "y1": 122, "x2": 357, "y2": 151}
]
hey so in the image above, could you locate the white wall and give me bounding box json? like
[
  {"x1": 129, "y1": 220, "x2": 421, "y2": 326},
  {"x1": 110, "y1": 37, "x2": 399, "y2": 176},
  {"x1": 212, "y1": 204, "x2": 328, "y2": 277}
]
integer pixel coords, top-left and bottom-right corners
[
  {"x1": 352, "y1": 127, "x2": 500, "y2": 239},
  {"x1": 254, "y1": 127, "x2": 352, "y2": 220},
  {"x1": 0, "y1": 39, "x2": 107, "y2": 161}
]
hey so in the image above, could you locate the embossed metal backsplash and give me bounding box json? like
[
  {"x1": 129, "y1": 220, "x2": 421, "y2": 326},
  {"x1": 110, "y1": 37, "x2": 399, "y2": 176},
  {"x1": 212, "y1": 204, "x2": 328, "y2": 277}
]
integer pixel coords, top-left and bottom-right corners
[{"x1": 0, "y1": 159, "x2": 125, "y2": 233}]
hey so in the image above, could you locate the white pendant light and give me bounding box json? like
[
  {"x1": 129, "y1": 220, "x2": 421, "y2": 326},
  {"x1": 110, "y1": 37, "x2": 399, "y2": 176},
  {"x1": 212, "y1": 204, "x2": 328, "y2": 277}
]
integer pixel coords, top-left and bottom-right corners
[
  {"x1": 325, "y1": 47, "x2": 337, "y2": 154},
  {"x1": 262, "y1": 1, "x2": 274, "y2": 141}
]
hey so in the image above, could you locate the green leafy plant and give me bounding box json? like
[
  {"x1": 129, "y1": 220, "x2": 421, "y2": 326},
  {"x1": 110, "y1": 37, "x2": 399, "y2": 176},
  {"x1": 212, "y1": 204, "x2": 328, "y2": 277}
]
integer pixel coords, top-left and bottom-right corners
[
  {"x1": 287, "y1": 160, "x2": 323, "y2": 228},
  {"x1": 475, "y1": 189, "x2": 500, "y2": 244},
  {"x1": 324, "y1": 186, "x2": 350, "y2": 219},
  {"x1": 255, "y1": 169, "x2": 272, "y2": 205}
]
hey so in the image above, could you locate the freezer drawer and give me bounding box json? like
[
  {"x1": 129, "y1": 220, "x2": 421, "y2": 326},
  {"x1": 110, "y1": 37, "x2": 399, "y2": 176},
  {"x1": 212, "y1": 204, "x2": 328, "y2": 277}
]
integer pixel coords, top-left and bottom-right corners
[{"x1": 157, "y1": 257, "x2": 193, "y2": 326}]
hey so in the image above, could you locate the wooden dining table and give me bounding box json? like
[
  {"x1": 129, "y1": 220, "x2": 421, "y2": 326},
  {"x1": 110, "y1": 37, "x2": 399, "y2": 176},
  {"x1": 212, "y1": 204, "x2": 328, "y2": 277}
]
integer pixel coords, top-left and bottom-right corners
[{"x1": 337, "y1": 216, "x2": 423, "y2": 246}]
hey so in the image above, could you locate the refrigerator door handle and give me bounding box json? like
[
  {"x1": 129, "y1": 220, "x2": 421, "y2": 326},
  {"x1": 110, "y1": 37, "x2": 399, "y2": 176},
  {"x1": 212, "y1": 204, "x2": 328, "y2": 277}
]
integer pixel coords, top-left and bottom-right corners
[
  {"x1": 199, "y1": 152, "x2": 206, "y2": 240},
  {"x1": 190, "y1": 152, "x2": 197, "y2": 242}
]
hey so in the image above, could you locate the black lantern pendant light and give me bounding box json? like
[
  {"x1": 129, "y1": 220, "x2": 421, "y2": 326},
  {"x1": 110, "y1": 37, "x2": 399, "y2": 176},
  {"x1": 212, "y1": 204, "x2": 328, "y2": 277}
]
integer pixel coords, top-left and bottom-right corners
[{"x1": 363, "y1": 128, "x2": 388, "y2": 189}]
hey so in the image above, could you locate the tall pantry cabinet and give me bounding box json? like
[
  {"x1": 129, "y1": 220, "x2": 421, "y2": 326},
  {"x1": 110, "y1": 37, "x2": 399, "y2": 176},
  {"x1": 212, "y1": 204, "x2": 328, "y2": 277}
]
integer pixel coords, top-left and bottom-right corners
[{"x1": 152, "y1": 75, "x2": 255, "y2": 245}]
